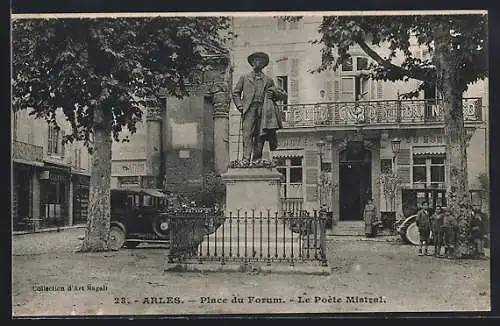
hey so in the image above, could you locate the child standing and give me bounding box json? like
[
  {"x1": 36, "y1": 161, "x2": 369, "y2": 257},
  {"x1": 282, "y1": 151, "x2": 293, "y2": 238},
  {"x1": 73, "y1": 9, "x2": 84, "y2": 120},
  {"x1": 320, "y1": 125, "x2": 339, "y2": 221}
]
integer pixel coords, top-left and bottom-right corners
[
  {"x1": 416, "y1": 201, "x2": 431, "y2": 256},
  {"x1": 430, "y1": 206, "x2": 444, "y2": 257}
]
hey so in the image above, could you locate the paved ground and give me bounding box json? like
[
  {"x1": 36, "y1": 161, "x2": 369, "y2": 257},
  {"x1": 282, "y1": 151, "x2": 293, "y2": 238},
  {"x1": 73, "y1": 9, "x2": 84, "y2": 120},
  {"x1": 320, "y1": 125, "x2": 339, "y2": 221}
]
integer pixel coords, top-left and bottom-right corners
[{"x1": 12, "y1": 228, "x2": 490, "y2": 316}]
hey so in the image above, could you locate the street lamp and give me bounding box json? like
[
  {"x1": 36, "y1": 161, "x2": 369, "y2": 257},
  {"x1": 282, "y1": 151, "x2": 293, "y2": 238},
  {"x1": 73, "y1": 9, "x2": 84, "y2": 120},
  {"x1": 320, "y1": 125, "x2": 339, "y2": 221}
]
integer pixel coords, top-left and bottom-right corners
[
  {"x1": 391, "y1": 137, "x2": 401, "y2": 165},
  {"x1": 390, "y1": 137, "x2": 401, "y2": 214}
]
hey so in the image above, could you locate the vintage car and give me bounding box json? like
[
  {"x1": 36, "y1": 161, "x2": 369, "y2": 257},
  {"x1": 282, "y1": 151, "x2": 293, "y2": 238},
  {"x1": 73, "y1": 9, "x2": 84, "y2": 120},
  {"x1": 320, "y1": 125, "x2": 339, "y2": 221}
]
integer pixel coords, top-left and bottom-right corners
[{"x1": 109, "y1": 188, "x2": 171, "y2": 250}]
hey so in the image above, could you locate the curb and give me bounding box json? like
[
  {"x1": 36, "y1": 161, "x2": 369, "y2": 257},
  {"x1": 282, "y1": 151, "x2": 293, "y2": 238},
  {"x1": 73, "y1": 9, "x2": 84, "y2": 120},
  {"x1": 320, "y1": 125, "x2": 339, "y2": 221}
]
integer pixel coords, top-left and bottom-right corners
[
  {"x1": 13, "y1": 224, "x2": 86, "y2": 236},
  {"x1": 165, "y1": 263, "x2": 331, "y2": 275}
]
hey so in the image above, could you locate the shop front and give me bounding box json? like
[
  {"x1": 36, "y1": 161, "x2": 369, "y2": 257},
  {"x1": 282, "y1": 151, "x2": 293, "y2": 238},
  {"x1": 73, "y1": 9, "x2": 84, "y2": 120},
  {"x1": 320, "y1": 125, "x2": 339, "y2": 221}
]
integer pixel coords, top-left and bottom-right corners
[{"x1": 39, "y1": 163, "x2": 71, "y2": 228}]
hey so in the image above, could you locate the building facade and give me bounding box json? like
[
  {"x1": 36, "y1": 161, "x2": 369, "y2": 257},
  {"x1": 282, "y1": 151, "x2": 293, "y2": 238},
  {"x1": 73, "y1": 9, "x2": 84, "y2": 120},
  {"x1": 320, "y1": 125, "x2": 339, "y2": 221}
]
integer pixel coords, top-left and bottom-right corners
[
  {"x1": 229, "y1": 16, "x2": 488, "y2": 222},
  {"x1": 12, "y1": 109, "x2": 92, "y2": 231}
]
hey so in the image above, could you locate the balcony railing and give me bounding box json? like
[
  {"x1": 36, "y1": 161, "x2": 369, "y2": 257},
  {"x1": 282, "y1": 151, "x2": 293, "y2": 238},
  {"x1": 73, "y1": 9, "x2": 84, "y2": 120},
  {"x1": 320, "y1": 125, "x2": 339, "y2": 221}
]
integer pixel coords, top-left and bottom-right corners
[
  {"x1": 281, "y1": 98, "x2": 483, "y2": 128},
  {"x1": 13, "y1": 141, "x2": 44, "y2": 163}
]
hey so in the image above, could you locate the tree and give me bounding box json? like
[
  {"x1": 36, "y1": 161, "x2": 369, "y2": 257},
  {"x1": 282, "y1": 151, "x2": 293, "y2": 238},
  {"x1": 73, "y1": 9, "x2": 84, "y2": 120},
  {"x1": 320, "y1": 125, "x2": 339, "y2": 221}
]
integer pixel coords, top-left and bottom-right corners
[
  {"x1": 12, "y1": 17, "x2": 231, "y2": 252},
  {"x1": 285, "y1": 14, "x2": 487, "y2": 257}
]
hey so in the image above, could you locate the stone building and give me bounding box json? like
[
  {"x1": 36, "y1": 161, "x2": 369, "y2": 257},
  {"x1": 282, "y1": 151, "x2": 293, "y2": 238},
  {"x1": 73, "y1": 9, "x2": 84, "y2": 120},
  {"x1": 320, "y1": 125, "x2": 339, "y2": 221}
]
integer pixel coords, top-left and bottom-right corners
[
  {"x1": 110, "y1": 55, "x2": 231, "y2": 202},
  {"x1": 229, "y1": 16, "x2": 488, "y2": 222},
  {"x1": 12, "y1": 109, "x2": 92, "y2": 230}
]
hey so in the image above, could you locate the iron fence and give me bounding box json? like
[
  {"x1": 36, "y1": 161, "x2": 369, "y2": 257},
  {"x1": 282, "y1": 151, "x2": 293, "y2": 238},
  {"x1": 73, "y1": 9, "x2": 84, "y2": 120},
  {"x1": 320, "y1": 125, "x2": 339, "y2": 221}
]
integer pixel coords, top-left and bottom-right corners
[{"x1": 167, "y1": 210, "x2": 327, "y2": 266}]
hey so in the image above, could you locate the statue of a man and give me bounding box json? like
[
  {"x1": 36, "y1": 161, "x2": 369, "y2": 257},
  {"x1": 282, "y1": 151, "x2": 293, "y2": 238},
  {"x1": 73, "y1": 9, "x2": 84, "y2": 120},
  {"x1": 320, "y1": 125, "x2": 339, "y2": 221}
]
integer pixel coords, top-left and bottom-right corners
[{"x1": 232, "y1": 52, "x2": 287, "y2": 162}]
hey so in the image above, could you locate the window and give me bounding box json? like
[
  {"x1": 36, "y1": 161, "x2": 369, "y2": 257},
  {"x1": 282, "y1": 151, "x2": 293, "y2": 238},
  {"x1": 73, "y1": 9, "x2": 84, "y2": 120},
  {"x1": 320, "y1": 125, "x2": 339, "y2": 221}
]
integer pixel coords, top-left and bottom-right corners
[
  {"x1": 277, "y1": 157, "x2": 303, "y2": 184},
  {"x1": 341, "y1": 55, "x2": 370, "y2": 72},
  {"x1": 356, "y1": 57, "x2": 369, "y2": 71},
  {"x1": 341, "y1": 57, "x2": 353, "y2": 71},
  {"x1": 276, "y1": 75, "x2": 288, "y2": 106},
  {"x1": 48, "y1": 125, "x2": 64, "y2": 156},
  {"x1": 412, "y1": 155, "x2": 445, "y2": 187},
  {"x1": 341, "y1": 77, "x2": 355, "y2": 101}
]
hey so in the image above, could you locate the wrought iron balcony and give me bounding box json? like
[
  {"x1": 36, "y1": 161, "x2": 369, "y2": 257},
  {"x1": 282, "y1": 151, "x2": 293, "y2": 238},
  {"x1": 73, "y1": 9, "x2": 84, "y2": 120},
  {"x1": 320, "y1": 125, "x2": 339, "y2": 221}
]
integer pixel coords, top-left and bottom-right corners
[
  {"x1": 281, "y1": 98, "x2": 483, "y2": 128},
  {"x1": 13, "y1": 141, "x2": 44, "y2": 164}
]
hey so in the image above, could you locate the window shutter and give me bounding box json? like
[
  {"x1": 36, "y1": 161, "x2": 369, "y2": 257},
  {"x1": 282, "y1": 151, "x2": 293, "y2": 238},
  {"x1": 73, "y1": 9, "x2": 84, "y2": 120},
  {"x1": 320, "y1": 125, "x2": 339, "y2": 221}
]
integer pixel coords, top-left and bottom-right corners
[
  {"x1": 304, "y1": 150, "x2": 318, "y2": 202},
  {"x1": 333, "y1": 80, "x2": 340, "y2": 101},
  {"x1": 396, "y1": 148, "x2": 411, "y2": 184},
  {"x1": 376, "y1": 81, "x2": 383, "y2": 99},
  {"x1": 326, "y1": 80, "x2": 334, "y2": 101},
  {"x1": 289, "y1": 58, "x2": 299, "y2": 104}
]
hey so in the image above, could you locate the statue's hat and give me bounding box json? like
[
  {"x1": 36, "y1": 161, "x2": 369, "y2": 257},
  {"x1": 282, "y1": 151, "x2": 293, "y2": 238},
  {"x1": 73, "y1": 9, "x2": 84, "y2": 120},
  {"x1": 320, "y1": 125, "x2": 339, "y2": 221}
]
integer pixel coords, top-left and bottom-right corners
[{"x1": 247, "y1": 52, "x2": 270, "y2": 67}]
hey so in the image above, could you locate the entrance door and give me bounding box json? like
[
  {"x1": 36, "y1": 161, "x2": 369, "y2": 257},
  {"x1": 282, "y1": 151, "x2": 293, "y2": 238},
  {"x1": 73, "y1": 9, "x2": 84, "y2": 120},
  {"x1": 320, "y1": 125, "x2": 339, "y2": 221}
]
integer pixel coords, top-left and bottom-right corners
[{"x1": 339, "y1": 149, "x2": 372, "y2": 221}]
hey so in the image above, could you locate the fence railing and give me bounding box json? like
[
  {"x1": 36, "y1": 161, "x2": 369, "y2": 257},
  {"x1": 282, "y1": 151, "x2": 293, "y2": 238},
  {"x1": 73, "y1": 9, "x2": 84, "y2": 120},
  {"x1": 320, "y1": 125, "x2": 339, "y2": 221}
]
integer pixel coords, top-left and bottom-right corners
[
  {"x1": 167, "y1": 210, "x2": 327, "y2": 266},
  {"x1": 280, "y1": 97, "x2": 483, "y2": 128},
  {"x1": 280, "y1": 198, "x2": 304, "y2": 216}
]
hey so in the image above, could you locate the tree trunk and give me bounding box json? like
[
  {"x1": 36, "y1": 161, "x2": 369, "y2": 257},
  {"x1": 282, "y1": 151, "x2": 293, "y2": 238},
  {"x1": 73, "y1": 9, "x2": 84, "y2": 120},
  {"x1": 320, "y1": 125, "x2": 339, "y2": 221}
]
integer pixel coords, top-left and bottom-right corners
[
  {"x1": 80, "y1": 106, "x2": 113, "y2": 252},
  {"x1": 434, "y1": 25, "x2": 473, "y2": 258}
]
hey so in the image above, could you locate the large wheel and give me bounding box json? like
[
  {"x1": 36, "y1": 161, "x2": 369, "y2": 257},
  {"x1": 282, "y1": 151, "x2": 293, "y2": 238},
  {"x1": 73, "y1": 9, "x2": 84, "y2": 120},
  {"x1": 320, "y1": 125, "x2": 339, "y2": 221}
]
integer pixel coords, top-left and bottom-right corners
[
  {"x1": 109, "y1": 225, "x2": 126, "y2": 251},
  {"x1": 152, "y1": 215, "x2": 170, "y2": 239},
  {"x1": 405, "y1": 221, "x2": 420, "y2": 246}
]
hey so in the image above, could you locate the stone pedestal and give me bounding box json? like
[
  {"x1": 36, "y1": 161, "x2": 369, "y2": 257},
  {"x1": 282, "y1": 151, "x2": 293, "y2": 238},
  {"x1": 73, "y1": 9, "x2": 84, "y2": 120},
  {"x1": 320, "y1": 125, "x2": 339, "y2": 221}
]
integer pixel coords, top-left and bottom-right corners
[{"x1": 221, "y1": 167, "x2": 283, "y2": 216}]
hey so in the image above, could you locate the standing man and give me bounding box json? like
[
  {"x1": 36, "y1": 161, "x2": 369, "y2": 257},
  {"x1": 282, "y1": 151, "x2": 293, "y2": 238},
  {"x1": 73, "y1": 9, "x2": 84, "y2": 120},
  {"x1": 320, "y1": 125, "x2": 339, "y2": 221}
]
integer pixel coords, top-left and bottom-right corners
[
  {"x1": 416, "y1": 201, "x2": 431, "y2": 256},
  {"x1": 470, "y1": 208, "x2": 486, "y2": 259},
  {"x1": 232, "y1": 52, "x2": 287, "y2": 162}
]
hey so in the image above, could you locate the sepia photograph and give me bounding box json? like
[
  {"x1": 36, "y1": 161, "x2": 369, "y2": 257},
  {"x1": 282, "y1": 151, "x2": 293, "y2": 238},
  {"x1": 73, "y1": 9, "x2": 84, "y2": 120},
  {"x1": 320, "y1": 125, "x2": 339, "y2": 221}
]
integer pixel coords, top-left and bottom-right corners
[{"x1": 11, "y1": 10, "x2": 490, "y2": 316}]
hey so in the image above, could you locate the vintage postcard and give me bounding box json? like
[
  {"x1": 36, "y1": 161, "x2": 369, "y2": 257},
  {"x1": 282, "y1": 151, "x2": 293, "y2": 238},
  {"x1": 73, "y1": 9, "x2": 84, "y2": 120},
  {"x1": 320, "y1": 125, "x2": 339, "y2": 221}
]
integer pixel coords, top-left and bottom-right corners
[{"x1": 11, "y1": 10, "x2": 490, "y2": 317}]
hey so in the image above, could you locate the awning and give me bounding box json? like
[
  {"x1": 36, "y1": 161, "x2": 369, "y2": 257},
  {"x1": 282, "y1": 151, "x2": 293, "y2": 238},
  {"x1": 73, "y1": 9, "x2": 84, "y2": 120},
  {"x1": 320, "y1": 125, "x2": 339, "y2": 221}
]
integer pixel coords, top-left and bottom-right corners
[
  {"x1": 271, "y1": 149, "x2": 303, "y2": 158},
  {"x1": 412, "y1": 146, "x2": 446, "y2": 156}
]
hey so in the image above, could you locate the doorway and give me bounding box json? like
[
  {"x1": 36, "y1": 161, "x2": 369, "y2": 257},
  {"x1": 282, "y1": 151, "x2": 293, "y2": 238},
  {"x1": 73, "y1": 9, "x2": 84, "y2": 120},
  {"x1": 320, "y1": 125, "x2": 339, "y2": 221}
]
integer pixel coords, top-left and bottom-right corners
[{"x1": 339, "y1": 148, "x2": 372, "y2": 221}]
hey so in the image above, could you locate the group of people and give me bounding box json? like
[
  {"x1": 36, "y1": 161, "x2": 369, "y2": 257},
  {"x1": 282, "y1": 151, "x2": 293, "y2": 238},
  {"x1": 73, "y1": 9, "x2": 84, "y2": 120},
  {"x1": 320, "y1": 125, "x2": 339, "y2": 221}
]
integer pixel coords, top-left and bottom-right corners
[{"x1": 416, "y1": 201, "x2": 486, "y2": 259}]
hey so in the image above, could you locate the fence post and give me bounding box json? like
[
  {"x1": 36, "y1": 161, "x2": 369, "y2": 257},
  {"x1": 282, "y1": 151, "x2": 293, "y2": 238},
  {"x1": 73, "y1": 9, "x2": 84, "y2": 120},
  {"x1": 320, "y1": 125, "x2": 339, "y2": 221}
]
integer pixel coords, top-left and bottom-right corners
[{"x1": 319, "y1": 210, "x2": 328, "y2": 267}]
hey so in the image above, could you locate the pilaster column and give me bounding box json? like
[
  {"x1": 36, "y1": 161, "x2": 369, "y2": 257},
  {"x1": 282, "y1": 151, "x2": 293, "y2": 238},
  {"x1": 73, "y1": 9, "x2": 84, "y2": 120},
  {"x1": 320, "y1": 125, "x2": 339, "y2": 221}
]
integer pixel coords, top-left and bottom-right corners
[{"x1": 212, "y1": 70, "x2": 232, "y2": 174}]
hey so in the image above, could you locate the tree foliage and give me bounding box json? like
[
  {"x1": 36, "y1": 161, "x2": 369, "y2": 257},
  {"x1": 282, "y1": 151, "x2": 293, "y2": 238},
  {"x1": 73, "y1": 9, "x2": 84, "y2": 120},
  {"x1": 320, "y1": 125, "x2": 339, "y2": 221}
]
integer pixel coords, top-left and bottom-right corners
[{"x1": 12, "y1": 17, "x2": 231, "y2": 150}]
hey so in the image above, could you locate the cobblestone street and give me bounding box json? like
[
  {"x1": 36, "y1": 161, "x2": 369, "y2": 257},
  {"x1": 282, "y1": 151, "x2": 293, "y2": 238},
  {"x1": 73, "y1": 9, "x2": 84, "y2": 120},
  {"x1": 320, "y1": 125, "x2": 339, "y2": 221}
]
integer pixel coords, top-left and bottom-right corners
[{"x1": 12, "y1": 228, "x2": 490, "y2": 316}]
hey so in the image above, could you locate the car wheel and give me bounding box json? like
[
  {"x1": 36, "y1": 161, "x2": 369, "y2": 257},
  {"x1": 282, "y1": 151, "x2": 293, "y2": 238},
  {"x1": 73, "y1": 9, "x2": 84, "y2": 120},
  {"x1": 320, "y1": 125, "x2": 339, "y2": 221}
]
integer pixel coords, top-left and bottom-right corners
[
  {"x1": 152, "y1": 216, "x2": 170, "y2": 239},
  {"x1": 125, "y1": 241, "x2": 139, "y2": 249},
  {"x1": 109, "y1": 225, "x2": 126, "y2": 251},
  {"x1": 405, "y1": 221, "x2": 420, "y2": 246}
]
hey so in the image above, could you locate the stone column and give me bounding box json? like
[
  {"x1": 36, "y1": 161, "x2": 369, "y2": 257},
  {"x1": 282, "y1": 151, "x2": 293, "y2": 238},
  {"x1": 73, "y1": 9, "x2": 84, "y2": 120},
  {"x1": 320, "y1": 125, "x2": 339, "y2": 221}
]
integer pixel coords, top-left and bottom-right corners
[
  {"x1": 212, "y1": 68, "x2": 232, "y2": 175},
  {"x1": 146, "y1": 106, "x2": 163, "y2": 188}
]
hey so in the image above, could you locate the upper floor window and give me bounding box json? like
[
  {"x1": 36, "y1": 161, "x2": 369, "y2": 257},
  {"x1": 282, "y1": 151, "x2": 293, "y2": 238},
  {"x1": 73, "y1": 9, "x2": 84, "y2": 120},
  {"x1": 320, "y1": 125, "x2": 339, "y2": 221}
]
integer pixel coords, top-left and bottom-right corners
[
  {"x1": 276, "y1": 75, "x2": 288, "y2": 106},
  {"x1": 341, "y1": 55, "x2": 370, "y2": 72},
  {"x1": 47, "y1": 125, "x2": 64, "y2": 156}
]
